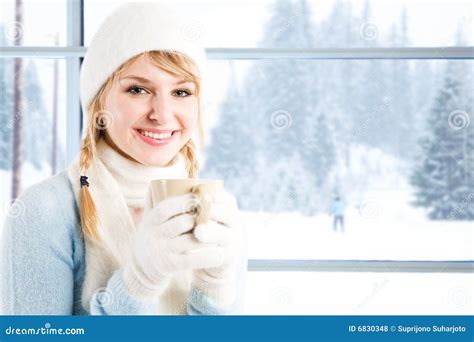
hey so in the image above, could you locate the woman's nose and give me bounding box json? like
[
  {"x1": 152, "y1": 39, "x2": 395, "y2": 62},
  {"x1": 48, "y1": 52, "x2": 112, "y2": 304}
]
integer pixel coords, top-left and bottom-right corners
[{"x1": 147, "y1": 94, "x2": 173, "y2": 122}]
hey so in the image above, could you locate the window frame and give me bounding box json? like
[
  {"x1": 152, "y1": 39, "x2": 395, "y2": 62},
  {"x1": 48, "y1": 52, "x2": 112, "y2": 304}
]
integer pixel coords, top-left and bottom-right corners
[{"x1": 1, "y1": 0, "x2": 473, "y2": 274}]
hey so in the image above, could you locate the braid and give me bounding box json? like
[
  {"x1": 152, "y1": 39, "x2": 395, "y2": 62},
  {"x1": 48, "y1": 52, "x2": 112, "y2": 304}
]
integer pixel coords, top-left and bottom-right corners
[
  {"x1": 78, "y1": 133, "x2": 100, "y2": 242},
  {"x1": 181, "y1": 139, "x2": 199, "y2": 178}
]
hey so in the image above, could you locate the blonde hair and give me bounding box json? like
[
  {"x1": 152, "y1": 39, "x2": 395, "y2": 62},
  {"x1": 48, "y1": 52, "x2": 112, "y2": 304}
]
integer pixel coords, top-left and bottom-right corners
[{"x1": 79, "y1": 50, "x2": 204, "y2": 242}]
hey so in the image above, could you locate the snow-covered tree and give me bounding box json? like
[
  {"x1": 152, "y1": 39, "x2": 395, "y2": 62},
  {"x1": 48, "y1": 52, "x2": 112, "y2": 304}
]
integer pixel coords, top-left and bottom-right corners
[
  {"x1": 202, "y1": 0, "x2": 336, "y2": 213},
  {"x1": 411, "y1": 56, "x2": 474, "y2": 220}
]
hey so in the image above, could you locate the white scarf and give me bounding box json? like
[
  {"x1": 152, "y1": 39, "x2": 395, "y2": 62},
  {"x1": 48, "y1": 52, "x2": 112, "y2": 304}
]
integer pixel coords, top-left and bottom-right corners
[{"x1": 67, "y1": 139, "x2": 191, "y2": 314}]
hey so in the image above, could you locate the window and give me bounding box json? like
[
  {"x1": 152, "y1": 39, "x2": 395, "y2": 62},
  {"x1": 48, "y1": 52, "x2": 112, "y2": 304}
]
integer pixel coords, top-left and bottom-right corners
[
  {"x1": 0, "y1": 58, "x2": 67, "y2": 208},
  {"x1": 85, "y1": 0, "x2": 473, "y2": 48},
  {"x1": 0, "y1": 0, "x2": 67, "y2": 46},
  {"x1": 1, "y1": 0, "x2": 473, "y2": 314},
  {"x1": 1, "y1": 0, "x2": 80, "y2": 227}
]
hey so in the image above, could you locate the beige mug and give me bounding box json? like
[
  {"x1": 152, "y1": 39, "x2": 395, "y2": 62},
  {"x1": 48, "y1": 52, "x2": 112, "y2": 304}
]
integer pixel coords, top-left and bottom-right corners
[{"x1": 149, "y1": 179, "x2": 224, "y2": 225}]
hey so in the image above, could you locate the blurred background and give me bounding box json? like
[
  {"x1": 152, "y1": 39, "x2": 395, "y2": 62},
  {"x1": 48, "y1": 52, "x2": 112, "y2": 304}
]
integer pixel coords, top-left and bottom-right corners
[{"x1": 0, "y1": 0, "x2": 473, "y2": 314}]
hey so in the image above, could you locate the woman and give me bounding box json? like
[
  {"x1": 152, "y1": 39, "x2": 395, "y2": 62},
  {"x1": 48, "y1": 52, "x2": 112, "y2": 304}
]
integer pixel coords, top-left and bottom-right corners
[{"x1": 1, "y1": 3, "x2": 246, "y2": 315}]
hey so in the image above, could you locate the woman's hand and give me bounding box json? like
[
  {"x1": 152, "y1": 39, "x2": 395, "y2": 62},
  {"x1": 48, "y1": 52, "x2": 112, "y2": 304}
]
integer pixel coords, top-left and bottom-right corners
[
  {"x1": 191, "y1": 189, "x2": 244, "y2": 306},
  {"x1": 123, "y1": 193, "x2": 225, "y2": 303}
]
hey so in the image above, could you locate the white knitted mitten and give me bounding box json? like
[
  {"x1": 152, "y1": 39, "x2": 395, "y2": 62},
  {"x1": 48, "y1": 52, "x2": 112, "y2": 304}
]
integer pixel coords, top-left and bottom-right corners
[
  {"x1": 123, "y1": 193, "x2": 225, "y2": 303},
  {"x1": 192, "y1": 190, "x2": 243, "y2": 306}
]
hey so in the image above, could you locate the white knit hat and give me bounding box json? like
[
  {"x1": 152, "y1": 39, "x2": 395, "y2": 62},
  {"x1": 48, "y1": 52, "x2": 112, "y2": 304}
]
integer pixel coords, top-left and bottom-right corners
[{"x1": 80, "y1": 2, "x2": 207, "y2": 114}]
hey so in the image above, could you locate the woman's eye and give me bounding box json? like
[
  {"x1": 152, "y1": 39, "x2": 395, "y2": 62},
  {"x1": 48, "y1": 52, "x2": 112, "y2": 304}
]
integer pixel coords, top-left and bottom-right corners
[
  {"x1": 127, "y1": 86, "x2": 148, "y2": 95},
  {"x1": 174, "y1": 89, "x2": 192, "y2": 97}
]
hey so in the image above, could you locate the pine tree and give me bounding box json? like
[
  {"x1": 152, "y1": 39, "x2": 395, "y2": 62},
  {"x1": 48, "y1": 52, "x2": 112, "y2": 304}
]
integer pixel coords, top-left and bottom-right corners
[
  {"x1": 301, "y1": 112, "x2": 335, "y2": 187},
  {"x1": 411, "y1": 59, "x2": 474, "y2": 220}
]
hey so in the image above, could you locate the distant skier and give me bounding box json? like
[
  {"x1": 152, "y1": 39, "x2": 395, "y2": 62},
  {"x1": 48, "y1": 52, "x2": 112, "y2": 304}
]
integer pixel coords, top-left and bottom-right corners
[{"x1": 330, "y1": 196, "x2": 345, "y2": 233}]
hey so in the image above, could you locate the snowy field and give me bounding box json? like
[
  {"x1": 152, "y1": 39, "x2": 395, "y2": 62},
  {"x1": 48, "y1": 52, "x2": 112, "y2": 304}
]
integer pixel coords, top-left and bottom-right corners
[
  {"x1": 243, "y1": 204, "x2": 473, "y2": 261},
  {"x1": 241, "y1": 207, "x2": 473, "y2": 314},
  {"x1": 244, "y1": 271, "x2": 473, "y2": 315}
]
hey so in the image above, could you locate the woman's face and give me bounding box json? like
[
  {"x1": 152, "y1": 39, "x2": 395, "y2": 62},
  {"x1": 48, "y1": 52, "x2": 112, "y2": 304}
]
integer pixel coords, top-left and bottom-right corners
[{"x1": 103, "y1": 54, "x2": 199, "y2": 166}]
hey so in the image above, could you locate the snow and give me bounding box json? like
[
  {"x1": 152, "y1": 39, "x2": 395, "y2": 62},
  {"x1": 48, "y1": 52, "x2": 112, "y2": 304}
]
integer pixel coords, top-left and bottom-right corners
[
  {"x1": 244, "y1": 272, "x2": 474, "y2": 314},
  {"x1": 243, "y1": 206, "x2": 473, "y2": 261}
]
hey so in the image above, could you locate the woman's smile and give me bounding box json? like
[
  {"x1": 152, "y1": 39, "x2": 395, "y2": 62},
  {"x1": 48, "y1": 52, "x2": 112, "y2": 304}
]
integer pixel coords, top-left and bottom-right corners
[{"x1": 134, "y1": 128, "x2": 181, "y2": 147}]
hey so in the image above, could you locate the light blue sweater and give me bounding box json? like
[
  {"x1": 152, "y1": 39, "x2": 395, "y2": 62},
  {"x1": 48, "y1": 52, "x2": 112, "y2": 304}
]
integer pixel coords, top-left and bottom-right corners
[{"x1": 1, "y1": 171, "x2": 244, "y2": 315}]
